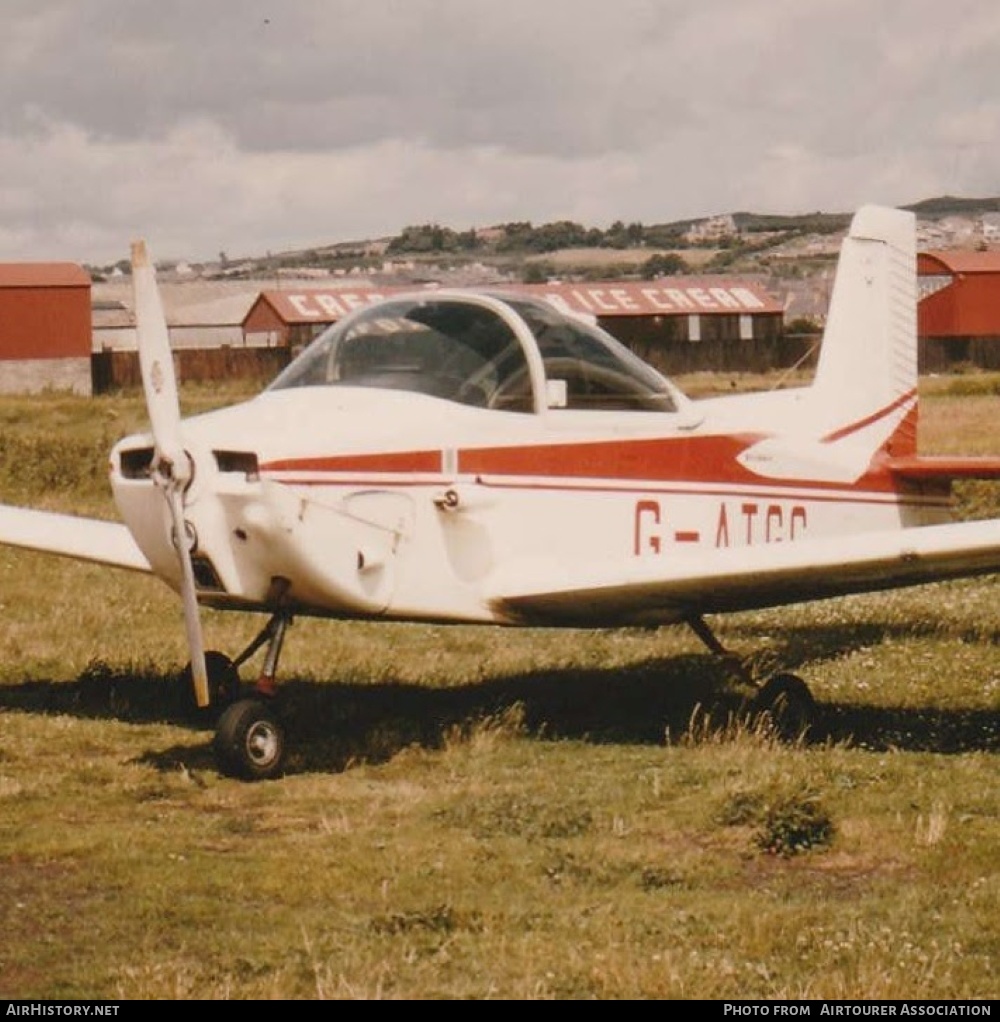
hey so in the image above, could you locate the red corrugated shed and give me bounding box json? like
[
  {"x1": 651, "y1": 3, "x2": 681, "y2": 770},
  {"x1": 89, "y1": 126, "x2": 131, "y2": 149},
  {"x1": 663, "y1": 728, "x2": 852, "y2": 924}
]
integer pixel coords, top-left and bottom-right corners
[
  {"x1": 243, "y1": 278, "x2": 782, "y2": 342},
  {"x1": 244, "y1": 287, "x2": 393, "y2": 337},
  {"x1": 0, "y1": 262, "x2": 92, "y2": 359},
  {"x1": 918, "y1": 250, "x2": 1000, "y2": 338}
]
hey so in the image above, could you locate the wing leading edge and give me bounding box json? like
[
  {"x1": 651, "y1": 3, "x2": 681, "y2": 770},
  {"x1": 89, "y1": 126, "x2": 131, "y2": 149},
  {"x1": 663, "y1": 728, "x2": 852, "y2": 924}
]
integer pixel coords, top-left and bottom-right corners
[
  {"x1": 487, "y1": 518, "x2": 1000, "y2": 627},
  {"x1": 0, "y1": 504, "x2": 151, "y2": 573}
]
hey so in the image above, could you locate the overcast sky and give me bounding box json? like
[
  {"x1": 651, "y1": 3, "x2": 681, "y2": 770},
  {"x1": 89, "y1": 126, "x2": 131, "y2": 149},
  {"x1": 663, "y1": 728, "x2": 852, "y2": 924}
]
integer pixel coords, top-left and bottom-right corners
[{"x1": 3, "y1": 0, "x2": 998, "y2": 265}]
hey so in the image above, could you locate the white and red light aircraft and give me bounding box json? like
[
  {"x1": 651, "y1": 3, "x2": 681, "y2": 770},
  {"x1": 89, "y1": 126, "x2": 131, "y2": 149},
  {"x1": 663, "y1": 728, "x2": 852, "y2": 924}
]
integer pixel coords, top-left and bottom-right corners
[{"x1": 3, "y1": 204, "x2": 1000, "y2": 780}]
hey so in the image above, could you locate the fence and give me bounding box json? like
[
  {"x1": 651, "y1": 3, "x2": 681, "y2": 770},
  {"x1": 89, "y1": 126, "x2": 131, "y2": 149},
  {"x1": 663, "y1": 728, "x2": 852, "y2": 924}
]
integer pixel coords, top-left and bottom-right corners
[
  {"x1": 92, "y1": 347, "x2": 291, "y2": 393},
  {"x1": 90, "y1": 334, "x2": 1000, "y2": 394}
]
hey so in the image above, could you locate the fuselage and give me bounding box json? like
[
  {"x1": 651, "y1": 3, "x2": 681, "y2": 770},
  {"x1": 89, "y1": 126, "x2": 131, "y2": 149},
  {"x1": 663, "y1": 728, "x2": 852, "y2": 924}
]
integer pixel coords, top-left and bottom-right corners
[{"x1": 109, "y1": 292, "x2": 952, "y2": 627}]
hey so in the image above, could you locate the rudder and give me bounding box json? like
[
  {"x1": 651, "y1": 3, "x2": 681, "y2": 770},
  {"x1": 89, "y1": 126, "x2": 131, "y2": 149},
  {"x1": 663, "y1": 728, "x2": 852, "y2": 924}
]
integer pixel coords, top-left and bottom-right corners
[{"x1": 812, "y1": 205, "x2": 918, "y2": 456}]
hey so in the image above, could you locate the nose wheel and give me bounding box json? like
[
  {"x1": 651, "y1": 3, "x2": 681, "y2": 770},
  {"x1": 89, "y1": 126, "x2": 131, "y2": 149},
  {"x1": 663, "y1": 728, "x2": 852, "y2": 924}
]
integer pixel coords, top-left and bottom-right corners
[
  {"x1": 213, "y1": 698, "x2": 286, "y2": 780},
  {"x1": 191, "y1": 610, "x2": 294, "y2": 780}
]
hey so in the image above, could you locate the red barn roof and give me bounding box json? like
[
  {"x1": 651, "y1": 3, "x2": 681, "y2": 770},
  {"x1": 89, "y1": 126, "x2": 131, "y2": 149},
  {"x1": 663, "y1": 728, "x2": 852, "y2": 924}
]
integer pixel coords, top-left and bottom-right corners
[
  {"x1": 0, "y1": 263, "x2": 91, "y2": 288},
  {"x1": 917, "y1": 249, "x2": 1000, "y2": 338},
  {"x1": 517, "y1": 278, "x2": 783, "y2": 317},
  {"x1": 243, "y1": 278, "x2": 783, "y2": 339},
  {"x1": 918, "y1": 250, "x2": 1000, "y2": 276},
  {"x1": 245, "y1": 287, "x2": 393, "y2": 330}
]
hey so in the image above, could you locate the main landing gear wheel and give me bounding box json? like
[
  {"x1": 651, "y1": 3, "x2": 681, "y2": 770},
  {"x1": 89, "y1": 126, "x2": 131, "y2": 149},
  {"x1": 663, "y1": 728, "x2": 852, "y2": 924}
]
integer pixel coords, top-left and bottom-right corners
[
  {"x1": 213, "y1": 698, "x2": 287, "y2": 781},
  {"x1": 181, "y1": 650, "x2": 241, "y2": 718},
  {"x1": 750, "y1": 673, "x2": 818, "y2": 742}
]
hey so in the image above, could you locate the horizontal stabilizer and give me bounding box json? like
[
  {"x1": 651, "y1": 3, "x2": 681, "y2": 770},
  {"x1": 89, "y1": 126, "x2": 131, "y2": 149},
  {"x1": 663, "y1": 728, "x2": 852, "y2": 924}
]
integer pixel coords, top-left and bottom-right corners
[
  {"x1": 886, "y1": 455, "x2": 1000, "y2": 481},
  {"x1": 0, "y1": 504, "x2": 151, "y2": 572}
]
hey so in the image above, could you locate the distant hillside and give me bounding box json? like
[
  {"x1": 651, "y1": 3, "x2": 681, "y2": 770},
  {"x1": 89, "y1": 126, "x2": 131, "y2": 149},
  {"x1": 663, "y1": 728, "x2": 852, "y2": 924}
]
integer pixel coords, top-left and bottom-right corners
[
  {"x1": 903, "y1": 195, "x2": 1000, "y2": 217},
  {"x1": 730, "y1": 211, "x2": 851, "y2": 234},
  {"x1": 90, "y1": 195, "x2": 1000, "y2": 283}
]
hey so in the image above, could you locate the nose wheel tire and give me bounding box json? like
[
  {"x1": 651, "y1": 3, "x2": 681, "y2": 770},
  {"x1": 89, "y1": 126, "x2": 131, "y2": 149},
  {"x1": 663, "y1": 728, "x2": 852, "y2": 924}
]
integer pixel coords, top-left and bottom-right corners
[{"x1": 214, "y1": 698, "x2": 286, "y2": 780}]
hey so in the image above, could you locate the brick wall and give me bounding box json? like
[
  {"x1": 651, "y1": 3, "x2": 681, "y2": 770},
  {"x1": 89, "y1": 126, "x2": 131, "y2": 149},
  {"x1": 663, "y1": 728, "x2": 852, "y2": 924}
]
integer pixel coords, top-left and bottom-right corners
[{"x1": 0, "y1": 357, "x2": 92, "y2": 395}]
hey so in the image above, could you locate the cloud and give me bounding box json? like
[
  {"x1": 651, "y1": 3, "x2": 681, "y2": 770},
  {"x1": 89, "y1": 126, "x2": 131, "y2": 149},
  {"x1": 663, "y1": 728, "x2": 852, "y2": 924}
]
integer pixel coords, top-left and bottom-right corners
[{"x1": 2, "y1": 0, "x2": 999, "y2": 262}]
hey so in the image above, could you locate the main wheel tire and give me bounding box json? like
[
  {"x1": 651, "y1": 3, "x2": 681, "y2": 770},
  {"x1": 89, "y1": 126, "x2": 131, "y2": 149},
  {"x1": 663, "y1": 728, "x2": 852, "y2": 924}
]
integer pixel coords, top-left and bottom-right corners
[
  {"x1": 751, "y1": 673, "x2": 818, "y2": 742},
  {"x1": 214, "y1": 698, "x2": 286, "y2": 781},
  {"x1": 181, "y1": 650, "x2": 241, "y2": 718}
]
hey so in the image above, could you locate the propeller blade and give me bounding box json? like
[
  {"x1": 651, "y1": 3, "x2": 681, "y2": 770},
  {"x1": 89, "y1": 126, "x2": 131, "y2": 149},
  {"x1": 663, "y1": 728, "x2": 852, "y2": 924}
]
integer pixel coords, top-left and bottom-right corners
[
  {"x1": 166, "y1": 489, "x2": 209, "y2": 709},
  {"x1": 131, "y1": 240, "x2": 209, "y2": 708},
  {"x1": 130, "y1": 240, "x2": 187, "y2": 478}
]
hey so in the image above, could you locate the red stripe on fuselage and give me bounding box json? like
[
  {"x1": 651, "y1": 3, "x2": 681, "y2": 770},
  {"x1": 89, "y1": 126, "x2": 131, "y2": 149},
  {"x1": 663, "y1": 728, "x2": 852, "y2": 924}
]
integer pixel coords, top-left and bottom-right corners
[
  {"x1": 260, "y1": 435, "x2": 769, "y2": 484},
  {"x1": 471, "y1": 476, "x2": 939, "y2": 507},
  {"x1": 260, "y1": 470, "x2": 943, "y2": 510},
  {"x1": 455, "y1": 433, "x2": 764, "y2": 483},
  {"x1": 263, "y1": 450, "x2": 442, "y2": 473},
  {"x1": 259, "y1": 429, "x2": 912, "y2": 494}
]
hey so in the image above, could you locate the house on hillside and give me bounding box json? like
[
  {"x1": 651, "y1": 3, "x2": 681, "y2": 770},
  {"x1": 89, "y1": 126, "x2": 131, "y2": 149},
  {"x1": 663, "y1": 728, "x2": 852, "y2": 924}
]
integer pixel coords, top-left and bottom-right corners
[{"x1": 683, "y1": 215, "x2": 737, "y2": 244}]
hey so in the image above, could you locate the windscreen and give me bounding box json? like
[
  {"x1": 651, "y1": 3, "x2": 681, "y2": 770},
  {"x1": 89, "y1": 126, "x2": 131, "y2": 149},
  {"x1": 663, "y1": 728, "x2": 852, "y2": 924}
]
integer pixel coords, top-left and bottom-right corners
[
  {"x1": 268, "y1": 297, "x2": 532, "y2": 410},
  {"x1": 269, "y1": 293, "x2": 683, "y2": 414},
  {"x1": 505, "y1": 297, "x2": 680, "y2": 412}
]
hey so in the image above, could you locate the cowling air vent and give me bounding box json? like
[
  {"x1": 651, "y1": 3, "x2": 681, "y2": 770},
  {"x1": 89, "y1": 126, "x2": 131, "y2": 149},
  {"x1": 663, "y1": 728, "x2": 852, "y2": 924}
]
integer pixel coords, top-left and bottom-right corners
[
  {"x1": 119, "y1": 447, "x2": 155, "y2": 479},
  {"x1": 191, "y1": 555, "x2": 225, "y2": 593},
  {"x1": 214, "y1": 450, "x2": 260, "y2": 481}
]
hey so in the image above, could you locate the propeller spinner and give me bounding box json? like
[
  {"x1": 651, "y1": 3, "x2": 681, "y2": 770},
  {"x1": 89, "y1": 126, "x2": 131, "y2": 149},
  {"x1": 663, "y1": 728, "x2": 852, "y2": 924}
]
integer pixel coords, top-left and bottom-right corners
[{"x1": 130, "y1": 240, "x2": 210, "y2": 708}]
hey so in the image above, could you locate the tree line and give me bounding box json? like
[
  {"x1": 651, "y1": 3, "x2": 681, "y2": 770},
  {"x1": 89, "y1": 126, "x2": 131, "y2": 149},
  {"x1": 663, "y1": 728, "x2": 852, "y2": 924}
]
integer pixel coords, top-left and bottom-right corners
[{"x1": 385, "y1": 219, "x2": 694, "y2": 256}]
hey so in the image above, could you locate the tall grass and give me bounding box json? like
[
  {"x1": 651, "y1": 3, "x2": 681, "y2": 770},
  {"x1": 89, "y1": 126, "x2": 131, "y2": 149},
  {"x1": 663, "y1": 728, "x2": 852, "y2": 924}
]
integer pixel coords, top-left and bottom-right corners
[{"x1": 0, "y1": 380, "x2": 998, "y2": 999}]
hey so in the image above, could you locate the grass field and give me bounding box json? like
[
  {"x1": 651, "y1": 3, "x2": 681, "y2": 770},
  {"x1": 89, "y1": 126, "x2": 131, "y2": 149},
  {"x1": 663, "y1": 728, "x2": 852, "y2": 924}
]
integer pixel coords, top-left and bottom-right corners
[{"x1": 0, "y1": 376, "x2": 998, "y2": 1000}]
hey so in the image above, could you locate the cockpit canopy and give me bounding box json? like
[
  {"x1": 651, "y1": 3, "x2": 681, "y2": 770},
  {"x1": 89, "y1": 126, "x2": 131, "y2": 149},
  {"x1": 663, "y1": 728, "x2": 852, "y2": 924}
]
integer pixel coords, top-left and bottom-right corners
[{"x1": 269, "y1": 291, "x2": 686, "y2": 414}]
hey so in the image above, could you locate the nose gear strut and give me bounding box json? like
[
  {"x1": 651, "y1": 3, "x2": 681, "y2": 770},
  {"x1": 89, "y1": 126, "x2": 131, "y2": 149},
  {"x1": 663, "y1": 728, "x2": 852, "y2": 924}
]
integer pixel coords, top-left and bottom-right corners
[{"x1": 210, "y1": 603, "x2": 296, "y2": 780}]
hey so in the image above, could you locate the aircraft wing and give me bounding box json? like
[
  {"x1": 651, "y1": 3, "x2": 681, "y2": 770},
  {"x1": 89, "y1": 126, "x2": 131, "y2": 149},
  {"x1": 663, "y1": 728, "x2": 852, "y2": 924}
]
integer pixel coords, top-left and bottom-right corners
[
  {"x1": 0, "y1": 504, "x2": 152, "y2": 573},
  {"x1": 487, "y1": 518, "x2": 1000, "y2": 627}
]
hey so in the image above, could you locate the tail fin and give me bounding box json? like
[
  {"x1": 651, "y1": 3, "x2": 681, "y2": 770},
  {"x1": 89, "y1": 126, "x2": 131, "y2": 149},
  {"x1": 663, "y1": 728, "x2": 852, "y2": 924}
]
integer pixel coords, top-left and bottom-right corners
[
  {"x1": 736, "y1": 205, "x2": 918, "y2": 484},
  {"x1": 812, "y1": 204, "x2": 918, "y2": 456}
]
